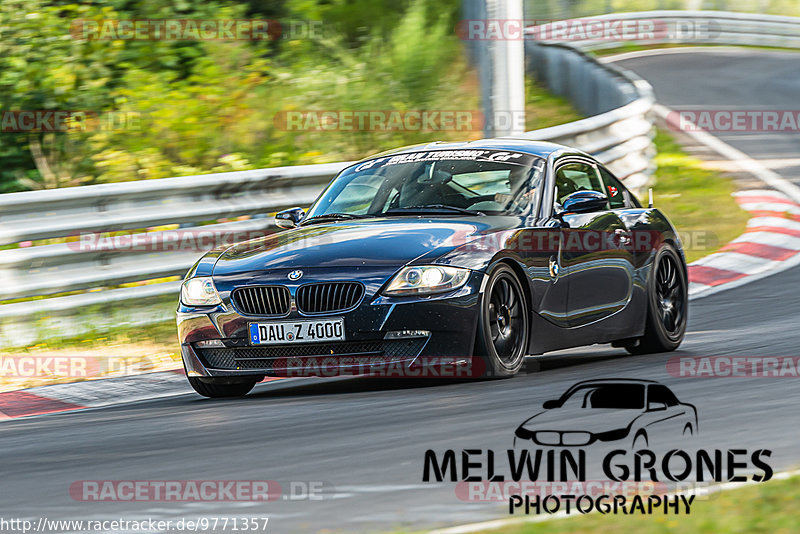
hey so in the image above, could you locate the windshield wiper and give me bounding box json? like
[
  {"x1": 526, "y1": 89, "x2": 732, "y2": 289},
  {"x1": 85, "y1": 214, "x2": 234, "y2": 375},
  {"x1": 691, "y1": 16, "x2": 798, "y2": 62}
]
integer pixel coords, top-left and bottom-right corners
[
  {"x1": 383, "y1": 204, "x2": 484, "y2": 216},
  {"x1": 300, "y1": 213, "x2": 371, "y2": 226}
]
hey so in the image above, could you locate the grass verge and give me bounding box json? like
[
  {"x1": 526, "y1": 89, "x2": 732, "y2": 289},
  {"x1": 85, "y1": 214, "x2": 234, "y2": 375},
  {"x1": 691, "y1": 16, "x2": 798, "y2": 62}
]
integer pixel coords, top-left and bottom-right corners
[
  {"x1": 648, "y1": 128, "x2": 749, "y2": 264},
  {"x1": 526, "y1": 78, "x2": 583, "y2": 130},
  {"x1": 0, "y1": 320, "x2": 181, "y2": 392},
  {"x1": 465, "y1": 473, "x2": 800, "y2": 534}
]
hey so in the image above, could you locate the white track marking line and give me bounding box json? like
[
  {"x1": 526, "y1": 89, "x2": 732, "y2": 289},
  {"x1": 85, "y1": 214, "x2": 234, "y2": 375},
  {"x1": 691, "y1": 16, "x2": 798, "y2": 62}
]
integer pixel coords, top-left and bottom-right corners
[
  {"x1": 599, "y1": 51, "x2": 800, "y2": 298},
  {"x1": 429, "y1": 469, "x2": 800, "y2": 534},
  {"x1": 650, "y1": 104, "x2": 800, "y2": 205},
  {"x1": 599, "y1": 46, "x2": 800, "y2": 64},
  {"x1": 641, "y1": 104, "x2": 800, "y2": 298}
]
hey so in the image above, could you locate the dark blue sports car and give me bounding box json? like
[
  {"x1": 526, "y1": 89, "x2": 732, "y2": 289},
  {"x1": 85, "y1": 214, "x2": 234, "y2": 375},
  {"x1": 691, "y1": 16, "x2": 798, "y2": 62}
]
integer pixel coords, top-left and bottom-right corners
[{"x1": 177, "y1": 139, "x2": 688, "y2": 397}]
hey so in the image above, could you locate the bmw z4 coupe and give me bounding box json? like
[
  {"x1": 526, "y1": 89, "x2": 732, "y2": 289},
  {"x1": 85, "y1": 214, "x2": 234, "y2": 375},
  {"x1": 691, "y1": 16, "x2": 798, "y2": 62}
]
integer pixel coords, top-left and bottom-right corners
[{"x1": 177, "y1": 139, "x2": 688, "y2": 397}]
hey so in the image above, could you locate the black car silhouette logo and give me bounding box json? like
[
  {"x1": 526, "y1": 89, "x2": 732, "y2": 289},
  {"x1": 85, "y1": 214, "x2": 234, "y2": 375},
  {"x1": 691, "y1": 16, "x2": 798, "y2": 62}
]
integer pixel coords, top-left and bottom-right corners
[{"x1": 514, "y1": 379, "x2": 697, "y2": 448}]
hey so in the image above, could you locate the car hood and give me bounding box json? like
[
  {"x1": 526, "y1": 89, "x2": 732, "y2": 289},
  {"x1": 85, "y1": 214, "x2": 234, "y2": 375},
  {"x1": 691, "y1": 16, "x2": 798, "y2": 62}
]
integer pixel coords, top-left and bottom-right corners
[
  {"x1": 518, "y1": 407, "x2": 642, "y2": 433},
  {"x1": 211, "y1": 216, "x2": 521, "y2": 275}
]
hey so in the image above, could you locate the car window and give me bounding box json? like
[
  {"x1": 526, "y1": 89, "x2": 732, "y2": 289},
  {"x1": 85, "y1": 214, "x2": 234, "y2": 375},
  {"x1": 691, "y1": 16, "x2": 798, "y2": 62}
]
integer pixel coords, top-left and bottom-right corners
[
  {"x1": 648, "y1": 385, "x2": 679, "y2": 406},
  {"x1": 306, "y1": 150, "x2": 545, "y2": 218},
  {"x1": 326, "y1": 173, "x2": 384, "y2": 214},
  {"x1": 451, "y1": 170, "x2": 510, "y2": 195},
  {"x1": 599, "y1": 167, "x2": 640, "y2": 209},
  {"x1": 561, "y1": 383, "x2": 646, "y2": 409},
  {"x1": 554, "y1": 162, "x2": 604, "y2": 206}
]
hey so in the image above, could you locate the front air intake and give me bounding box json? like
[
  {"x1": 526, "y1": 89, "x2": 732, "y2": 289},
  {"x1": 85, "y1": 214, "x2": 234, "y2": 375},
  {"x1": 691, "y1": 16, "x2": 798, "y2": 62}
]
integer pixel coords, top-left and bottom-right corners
[
  {"x1": 232, "y1": 286, "x2": 291, "y2": 316},
  {"x1": 295, "y1": 282, "x2": 364, "y2": 314}
]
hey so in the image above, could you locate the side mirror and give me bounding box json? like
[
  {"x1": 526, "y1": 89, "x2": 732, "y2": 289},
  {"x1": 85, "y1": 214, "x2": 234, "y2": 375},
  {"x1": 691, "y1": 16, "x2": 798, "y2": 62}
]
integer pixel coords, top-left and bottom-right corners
[
  {"x1": 647, "y1": 401, "x2": 667, "y2": 412},
  {"x1": 542, "y1": 400, "x2": 560, "y2": 409},
  {"x1": 275, "y1": 207, "x2": 305, "y2": 229},
  {"x1": 561, "y1": 190, "x2": 608, "y2": 215}
]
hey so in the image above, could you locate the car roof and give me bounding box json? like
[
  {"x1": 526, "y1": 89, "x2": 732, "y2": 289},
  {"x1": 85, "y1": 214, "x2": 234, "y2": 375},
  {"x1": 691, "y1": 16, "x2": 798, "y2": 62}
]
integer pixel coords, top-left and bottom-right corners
[
  {"x1": 566, "y1": 378, "x2": 661, "y2": 389},
  {"x1": 359, "y1": 138, "x2": 590, "y2": 161}
]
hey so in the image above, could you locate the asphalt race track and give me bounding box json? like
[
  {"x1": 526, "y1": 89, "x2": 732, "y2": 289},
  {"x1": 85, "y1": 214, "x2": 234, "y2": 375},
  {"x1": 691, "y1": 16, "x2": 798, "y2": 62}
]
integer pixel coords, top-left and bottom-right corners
[
  {"x1": 2, "y1": 49, "x2": 800, "y2": 533},
  {"x1": 617, "y1": 48, "x2": 800, "y2": 187}
]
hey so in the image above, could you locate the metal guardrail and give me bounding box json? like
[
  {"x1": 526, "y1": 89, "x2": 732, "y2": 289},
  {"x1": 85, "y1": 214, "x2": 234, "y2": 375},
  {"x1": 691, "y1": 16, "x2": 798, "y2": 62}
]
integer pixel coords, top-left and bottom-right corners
[
  {"x1": 0, "y1": 163, "x2": 350, "y2": 346},
  {"x1": 531, "y1": 11, "x2": 800, "y2": 51},
  {"x1": 520, "y1": 42, "x2": 656, "y2": 191},
  {"x1": 2, "y1": 10, "x2": 797, "y2": 347}
]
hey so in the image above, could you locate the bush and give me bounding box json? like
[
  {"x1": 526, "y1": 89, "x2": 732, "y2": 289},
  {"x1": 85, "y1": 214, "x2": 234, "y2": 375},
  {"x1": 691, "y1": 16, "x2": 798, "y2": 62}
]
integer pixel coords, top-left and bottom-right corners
[{"x1": 0, "y1": 0, "x2": 474, "y2": 190}]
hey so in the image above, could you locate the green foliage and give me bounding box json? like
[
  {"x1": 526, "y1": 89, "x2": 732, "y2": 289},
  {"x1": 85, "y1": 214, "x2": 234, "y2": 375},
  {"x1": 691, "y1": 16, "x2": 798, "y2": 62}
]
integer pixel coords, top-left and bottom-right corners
[{"x1": 0, "y1": 0, "x2": 477, "y2": 191}]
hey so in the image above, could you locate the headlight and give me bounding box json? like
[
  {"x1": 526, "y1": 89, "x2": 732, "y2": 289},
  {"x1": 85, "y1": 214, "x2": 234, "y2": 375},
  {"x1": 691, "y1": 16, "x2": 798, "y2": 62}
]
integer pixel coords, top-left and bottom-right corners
[
  {"x1": 181, "y1": 277, "x2": 222, "y2": 306},
  {"x1": 383, "y1": 266, "x2": 470, "y2": 296}
]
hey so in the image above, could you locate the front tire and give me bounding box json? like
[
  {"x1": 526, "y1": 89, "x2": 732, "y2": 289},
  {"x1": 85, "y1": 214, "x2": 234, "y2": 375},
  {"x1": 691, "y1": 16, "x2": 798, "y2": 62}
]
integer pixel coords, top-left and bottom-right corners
[
  {"x1": 475, "y1": 265, "x2": 529, "y2": 377},
  {"x1": 188, "y1": 377, "x2": 258, "y2": 398},
  {"x1": 627, "y1": 244, "x2": 688, "y2": 355}
]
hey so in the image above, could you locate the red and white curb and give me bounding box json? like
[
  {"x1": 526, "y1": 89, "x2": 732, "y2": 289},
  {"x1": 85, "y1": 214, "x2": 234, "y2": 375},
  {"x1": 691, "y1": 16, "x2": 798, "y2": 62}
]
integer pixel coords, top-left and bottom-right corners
[
  {"x1": 645, "y1": 101, "x2": 800, "y2": 299},
  {"x1": 688, "y1": 189, "x2": 800, "y2": 297},
  {"x1": 0, "y1": 371, "x2": 284, "y2": 421},
  {"x1": 0, "y1": 370, "x2": 194, "y2": 420}
]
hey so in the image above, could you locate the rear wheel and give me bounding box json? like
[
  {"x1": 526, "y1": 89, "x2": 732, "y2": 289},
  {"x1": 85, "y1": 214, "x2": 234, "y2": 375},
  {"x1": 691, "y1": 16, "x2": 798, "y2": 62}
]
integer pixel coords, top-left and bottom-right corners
[
  {"x1": 475, "y1": 265, "x2": 529, "y2": 377},
  {"x1": 627, "y1": 244, "x2": 688, "y2": 355},
  {"x1": 188, "y1": 377, "x2": 258, "y2": 398}
]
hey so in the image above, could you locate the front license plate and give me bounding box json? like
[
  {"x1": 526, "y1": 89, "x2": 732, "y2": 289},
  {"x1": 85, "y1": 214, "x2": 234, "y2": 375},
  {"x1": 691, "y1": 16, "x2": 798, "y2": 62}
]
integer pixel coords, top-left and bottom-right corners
[{"x1": 249, "y1": 318, "x2": 345, "y2": 345}]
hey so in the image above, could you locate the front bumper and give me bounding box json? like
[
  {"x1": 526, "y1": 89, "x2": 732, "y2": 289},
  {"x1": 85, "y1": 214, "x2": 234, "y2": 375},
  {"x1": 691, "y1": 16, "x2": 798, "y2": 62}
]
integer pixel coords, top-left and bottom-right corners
[{"x1": 177, "y1": 268, "x2": 483, "y2": 378}]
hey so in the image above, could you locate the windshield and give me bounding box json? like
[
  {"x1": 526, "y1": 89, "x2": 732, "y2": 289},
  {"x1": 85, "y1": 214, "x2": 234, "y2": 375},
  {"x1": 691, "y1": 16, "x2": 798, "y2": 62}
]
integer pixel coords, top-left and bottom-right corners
[
  {"x1": 304, "y1": 149, "x2": 545, "y2": 220},
  {"x1": 560, "y1": 384, "x2": 646, "y2": 410}
]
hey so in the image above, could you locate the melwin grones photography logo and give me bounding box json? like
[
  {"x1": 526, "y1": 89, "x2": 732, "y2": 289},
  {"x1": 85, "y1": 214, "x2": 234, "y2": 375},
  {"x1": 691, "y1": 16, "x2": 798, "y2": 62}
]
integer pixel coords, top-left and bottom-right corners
[{"x1": 421, "y1": 378, "x2": 773, "y2": 516}]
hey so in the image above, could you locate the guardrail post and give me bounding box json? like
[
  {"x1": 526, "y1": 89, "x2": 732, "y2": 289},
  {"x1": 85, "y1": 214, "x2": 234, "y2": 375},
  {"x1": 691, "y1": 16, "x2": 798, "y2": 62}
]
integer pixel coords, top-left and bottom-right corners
[{"x1": 471, "y1": 0, "x2": 525, "y2": 137}]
